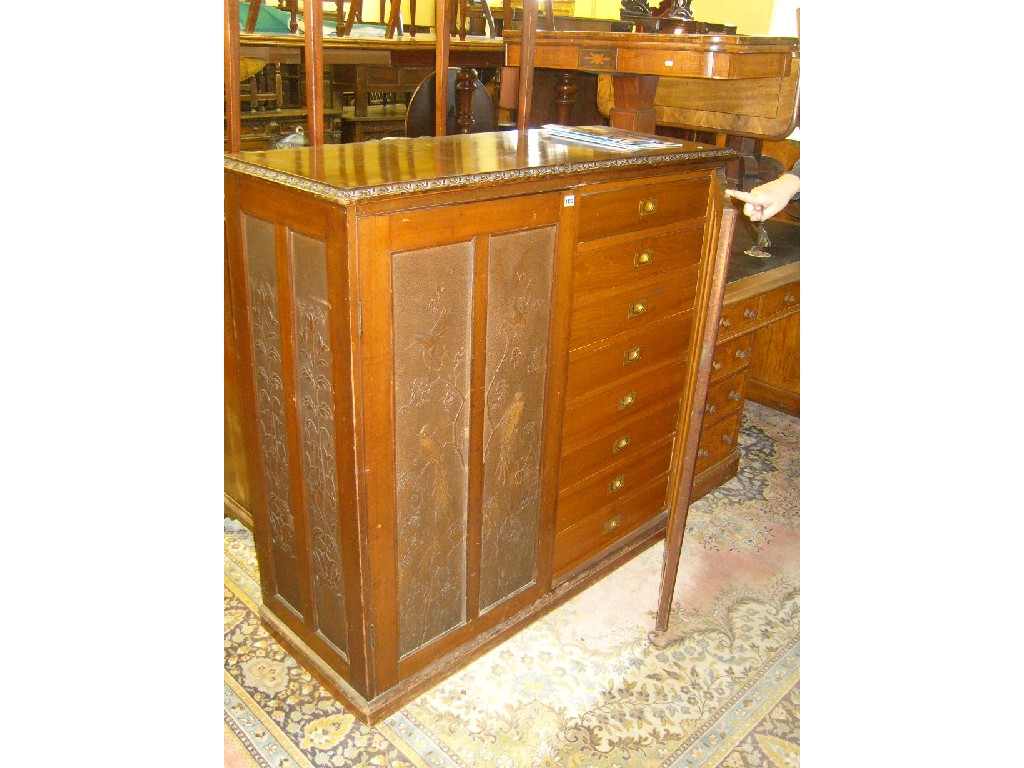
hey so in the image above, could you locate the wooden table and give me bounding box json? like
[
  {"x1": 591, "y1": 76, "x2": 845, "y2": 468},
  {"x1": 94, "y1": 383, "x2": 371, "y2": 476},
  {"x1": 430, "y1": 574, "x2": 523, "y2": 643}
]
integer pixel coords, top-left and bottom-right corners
[
  {"x1": 504, "y1": 30, "x2": 799, "y2": 136},
  {"x1": 224, "y1": 129, "x2": 737, "y2": 722}
]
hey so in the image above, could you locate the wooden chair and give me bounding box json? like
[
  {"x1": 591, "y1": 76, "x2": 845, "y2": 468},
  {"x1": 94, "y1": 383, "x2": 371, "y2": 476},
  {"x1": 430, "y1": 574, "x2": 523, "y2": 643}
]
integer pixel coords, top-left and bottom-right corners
[
  {"x1": 404, "y1": 67, "x2": 496, "y2": 137},
  {"x1": 450, "y1": 0, "x2": 497, "y2": 39}
]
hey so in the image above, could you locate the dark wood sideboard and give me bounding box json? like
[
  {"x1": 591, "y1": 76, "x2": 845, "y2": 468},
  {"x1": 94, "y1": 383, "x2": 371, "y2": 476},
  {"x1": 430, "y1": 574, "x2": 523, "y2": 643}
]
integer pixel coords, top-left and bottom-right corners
[
  {"x1": 691, "y1": 218, "x2": 799, "y2": 499},
  {"x1": 224, "y1": 129, "x2": 738, "y2": 722}
]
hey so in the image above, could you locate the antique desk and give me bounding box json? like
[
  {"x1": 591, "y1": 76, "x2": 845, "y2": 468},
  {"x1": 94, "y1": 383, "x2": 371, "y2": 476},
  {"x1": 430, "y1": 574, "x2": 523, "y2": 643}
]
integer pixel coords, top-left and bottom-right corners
[
  {"x1": 692, "y1": 218, "x2": 799, "y2": 499},
  {"x1": 504, "y1": 30, "x2": 799, "y2": 138},
  {"x1": 224, "y1": 129, "x2": 737, "y2": 722}
]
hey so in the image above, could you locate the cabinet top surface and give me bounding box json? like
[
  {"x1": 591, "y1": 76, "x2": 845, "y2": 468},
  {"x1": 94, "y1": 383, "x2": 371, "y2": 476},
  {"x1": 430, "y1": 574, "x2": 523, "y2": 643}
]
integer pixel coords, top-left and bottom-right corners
[{"x1": 224, "y1": 128, "x2": 736, "y2": 203}]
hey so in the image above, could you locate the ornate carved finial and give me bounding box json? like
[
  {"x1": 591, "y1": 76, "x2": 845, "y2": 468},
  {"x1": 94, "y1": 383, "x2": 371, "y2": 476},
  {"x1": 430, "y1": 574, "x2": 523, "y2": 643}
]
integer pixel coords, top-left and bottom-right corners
[
  {"x1": 620, "y1": 0, "x2": 654, "y2": 18},
  {"x1": 657, "y1": 0, "x2": 694, "y2": 20}
]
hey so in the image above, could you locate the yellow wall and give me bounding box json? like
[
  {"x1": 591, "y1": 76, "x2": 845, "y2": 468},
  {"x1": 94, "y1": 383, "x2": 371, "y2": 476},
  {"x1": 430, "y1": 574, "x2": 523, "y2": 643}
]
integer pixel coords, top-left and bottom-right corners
[
  {"x1": 588, "y1": 0, "x2": 777, "y2": 35},
  {"x1": 291, "y1": 0, "x2": 782, "y2": 35}
]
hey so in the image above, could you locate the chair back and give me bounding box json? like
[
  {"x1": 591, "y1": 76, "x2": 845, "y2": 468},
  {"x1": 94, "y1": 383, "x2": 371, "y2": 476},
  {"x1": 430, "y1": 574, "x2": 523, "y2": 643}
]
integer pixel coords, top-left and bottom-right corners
[{"x1": 405, "y1": 68, "x2": 496, "y2": 137}]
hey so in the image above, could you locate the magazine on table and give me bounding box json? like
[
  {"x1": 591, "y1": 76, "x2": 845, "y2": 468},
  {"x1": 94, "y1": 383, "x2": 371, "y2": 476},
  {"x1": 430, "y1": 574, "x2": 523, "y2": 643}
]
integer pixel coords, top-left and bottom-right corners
[{"x1": 542, "y1": 124, "x2": 680, "y2": 152}]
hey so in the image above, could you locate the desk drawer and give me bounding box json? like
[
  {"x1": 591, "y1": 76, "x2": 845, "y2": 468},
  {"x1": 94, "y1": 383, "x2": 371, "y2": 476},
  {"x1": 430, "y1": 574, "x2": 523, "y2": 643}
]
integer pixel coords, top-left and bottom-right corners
[
  {"x1": 559, "y1": 399, "x2": 680, "y2": 489},
  {"x1": 562, "y1": 361, "x2": 686, "y2": 443},
  {"x1": 718, "y1": 296, "x2": 761, "y2": 340},
  {"x1": 573, "y1": 226, "x2": 703, "y2": 295},
  {"x1": 695, "y1": 410, "x2": 741, "y2": 474},
  {"x1": 569, "y1": 267, "x2": 699, "y2": 351},
  {"x1": 711, "y1": 333, "x2": 754, "y2": 381},
  {"x1": 566, "y1": 313, "x2": 692, "y2": 401},
  {"x1": 703, "y1": 368, "x2": 746, "y2": 424},
  {"x1": 577, "y1": 177, "x2": 709, "y2": 242},
  {"x1": 761, "y1": 281, "x2": 800, "y2": 318},
  {"x1": 552, "y1": 474, "x2": 670, "y2": 578},
  {"x1": 557, "y1": 437, "x2": 675, "y2": 530}
]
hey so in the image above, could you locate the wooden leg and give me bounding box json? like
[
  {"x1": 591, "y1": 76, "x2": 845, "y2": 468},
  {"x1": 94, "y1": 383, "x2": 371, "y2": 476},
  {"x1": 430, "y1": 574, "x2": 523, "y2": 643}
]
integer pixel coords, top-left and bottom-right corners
[
  {"x1": 455, "y1": 67, "x2": 478, "y2": 133},
  {"x1": 607, "y1": 74, "x2": 659, "y2": 133},
  {"x1": 553, "y1": 71, "x2": 577, "y2": 124}
]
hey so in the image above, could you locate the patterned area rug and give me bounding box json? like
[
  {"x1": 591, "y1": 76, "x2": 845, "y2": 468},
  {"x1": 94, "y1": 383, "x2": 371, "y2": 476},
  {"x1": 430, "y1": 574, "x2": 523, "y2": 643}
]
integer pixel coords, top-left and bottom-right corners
[{"x1": 224, "y1": 401, "x2": 799, "y2": 767}]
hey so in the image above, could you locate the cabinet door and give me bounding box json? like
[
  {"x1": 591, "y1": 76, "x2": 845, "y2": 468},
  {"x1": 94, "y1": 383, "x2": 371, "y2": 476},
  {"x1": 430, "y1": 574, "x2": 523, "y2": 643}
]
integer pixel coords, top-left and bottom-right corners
[{"x1": 357, "y1": 191, "x2": 573, "y2": 689}]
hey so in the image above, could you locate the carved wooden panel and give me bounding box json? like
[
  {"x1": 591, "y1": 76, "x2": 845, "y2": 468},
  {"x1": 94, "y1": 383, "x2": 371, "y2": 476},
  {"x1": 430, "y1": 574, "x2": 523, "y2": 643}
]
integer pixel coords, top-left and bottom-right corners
[
  {"x1": 291, "y1": 232, "x2": 348, "y2": 658},
  {"x1": 479, "y1": 227, "x2": 555, "y2": 612},
  {"x1": 243, "y1": 214, "x2": 302, "y2": 612},
  {"x1": 392, "y1": 242, "x2": 474, "y2": 657}
]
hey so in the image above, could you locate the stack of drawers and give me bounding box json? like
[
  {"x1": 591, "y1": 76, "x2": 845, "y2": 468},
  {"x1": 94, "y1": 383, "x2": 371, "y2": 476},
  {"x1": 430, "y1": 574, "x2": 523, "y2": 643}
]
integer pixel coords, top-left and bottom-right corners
[
  {"x1": 551, "y1": 173, "x2": 712, "y2": 580},
  {"x1": 692, "y1": 275, "x2": 800, "y2": 497}
]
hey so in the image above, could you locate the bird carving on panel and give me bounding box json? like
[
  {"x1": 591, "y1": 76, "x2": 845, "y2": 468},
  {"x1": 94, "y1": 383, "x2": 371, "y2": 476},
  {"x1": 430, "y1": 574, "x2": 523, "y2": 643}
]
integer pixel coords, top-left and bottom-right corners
[{"x1": 495, "y1": 392, "x2": 526, "y2": 487}]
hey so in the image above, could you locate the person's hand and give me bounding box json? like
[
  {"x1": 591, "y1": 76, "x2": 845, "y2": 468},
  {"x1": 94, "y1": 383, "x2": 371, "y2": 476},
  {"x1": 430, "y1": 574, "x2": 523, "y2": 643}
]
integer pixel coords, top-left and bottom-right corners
[{"x1": 726, "y1": 173, "x2": 800, "y2": 222}]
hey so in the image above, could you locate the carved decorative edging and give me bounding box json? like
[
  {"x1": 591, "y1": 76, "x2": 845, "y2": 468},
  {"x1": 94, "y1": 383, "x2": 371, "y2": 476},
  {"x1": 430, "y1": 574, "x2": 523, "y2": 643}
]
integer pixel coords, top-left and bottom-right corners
[{"x1": 223, "y1": 145, "x2": 734, "y2": 203}]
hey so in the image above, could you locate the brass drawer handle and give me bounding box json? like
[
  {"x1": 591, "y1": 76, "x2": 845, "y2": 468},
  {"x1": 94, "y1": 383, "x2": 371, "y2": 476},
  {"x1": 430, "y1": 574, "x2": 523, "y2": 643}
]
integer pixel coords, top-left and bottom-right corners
[
  {"x1": 639, "y1": 197, "x2": 658, "y2": 215},
  {"x1": 784, "y1": 293, "x2": 797, "y2": 303},
  {"x1": 712, "y1": 361, "x2": 723, "y2": 371},
  {"x1": 721, "y1": 434, "x2": 734, "y2": 446},
  {"x1": 612, "y1": 435, "x2": 631, "y2": 454},
  {"x1": 743, "y1": 308, "x2": 758, "y2": 319},
  {"x1": 618, "y1": 391, "x2": 637, "y2": 409},
  {"x1": 728, "y1": 390, "x2": 741, "y2": 401},
  {"x1": 697, "y1": 448, "x2": 709, "y2": 459},
  {"x1": 720, "y1": 317, "x2": 732, "y2": 328},
  {"x1": 706, "y1": 404, "x2": 717, "y2": 415},
  {"x1": 735, "y1": 350, "x2": 748, "y2": 360},
  {"x1": 608, "y1": 475, "x2": 626, "y2": 493},
  {"x1": 635, "y1": 249, "x2": 653, "y2": 267},
  {"x1": 624, "y1": 346, "x2": 642, "y2": 365},
  {"x1": 628, "y1": 299, "x2": 647, "y2": 318},
  {"x1": 603, "y1": 514, "x2": 622, "y2": 533}
]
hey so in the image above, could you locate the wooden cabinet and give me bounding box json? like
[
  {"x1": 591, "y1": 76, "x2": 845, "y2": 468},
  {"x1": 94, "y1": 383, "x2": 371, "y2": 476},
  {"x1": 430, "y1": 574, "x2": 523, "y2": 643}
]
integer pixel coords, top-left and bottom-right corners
[
  {"x1": 691, "y1": 220, "x2": 799, "y2": 499},
  {"x1": 224, "y1": 129, "x2": 735, "y2": 723}
]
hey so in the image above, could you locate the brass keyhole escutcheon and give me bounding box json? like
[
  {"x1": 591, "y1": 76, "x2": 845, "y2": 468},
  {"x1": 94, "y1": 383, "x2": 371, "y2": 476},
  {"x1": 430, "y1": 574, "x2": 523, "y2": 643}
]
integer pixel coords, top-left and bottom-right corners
[
  {"x1": 624, "y1": 346, "x2": 642, "y2": 365},
  {"x1": 612, "y1": 435, "x2": 631, "y2": 454},
  {"x1": 639, "y1": 198, "x2": 658, "y2": 215},
  {"x1": 608, "y1": 475, "x2": 625, "y2": 493},
  {"x1": 603, "y1": 514, "x2": 622, "y2": 533},
  {"x1": 635, "y1": 249, "x2": 653, "y2": 267},
  {"x1": 629, "y1": 299, "x2": 647, "y2": 318},
  {"x1": 618, "y1": 391, "x2": 637, "y2": 409}
]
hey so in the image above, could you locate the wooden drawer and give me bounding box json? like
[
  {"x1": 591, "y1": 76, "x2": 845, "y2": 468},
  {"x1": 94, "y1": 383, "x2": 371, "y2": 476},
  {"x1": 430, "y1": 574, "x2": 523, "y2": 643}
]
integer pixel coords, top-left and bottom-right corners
[
  {"x1": 703, "y1": 368, "x2": 746, "y2": 424},
  {"x1": 717, "y1": 296, "x2": 761, "y2": 341},
  {"x1": 573, "y1": 225, "x2": 703, "y2": 295},
  {"x1": 711, "y1": 332, "x2": 753, "y2": 381},
  {"x1": 577, "y1": 177, "x2": 709, "y2": 242},
  {"x1": 565, "y1": 313, "x2": 692, "y2": 401},
  {"x1": 562, "y1": 361, "x2": 686, "y2": 443},
  {"x1": 761, "y1": 281, "x2": 800, "y2": 318},
  {"x1": 556, "y1": 437, "x2": 675, "y2": 530},
  {"x1": 695, "y1": 410, "x2": 741, "y2": 475},
  {"x1": 552, "y1": 473, "x2": 671, "y2": 578},
  {"x1": 569, "y1": 266, "x2": 699, "y2": 351},
  {"x1": 559, "y1": 399, "x2": 680, "y2": 489}
]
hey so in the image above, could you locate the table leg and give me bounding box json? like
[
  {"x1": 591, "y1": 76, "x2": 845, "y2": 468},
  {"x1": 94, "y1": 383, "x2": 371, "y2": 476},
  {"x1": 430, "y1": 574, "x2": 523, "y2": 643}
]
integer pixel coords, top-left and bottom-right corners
[
  {"x1": 608, "y1": 74, "x2": 659, "y2": 134},
  {"x1": 553, "y1": 71, "x2": 577, "y2": 125}
]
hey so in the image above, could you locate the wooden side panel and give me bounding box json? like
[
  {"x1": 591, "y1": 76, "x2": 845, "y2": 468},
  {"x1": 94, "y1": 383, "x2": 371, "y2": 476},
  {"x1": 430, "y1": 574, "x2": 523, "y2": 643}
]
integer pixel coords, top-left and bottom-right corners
[
  {"x1": 747, "y1": 312, "x2": 800, "y2": 415},
  {"x1": 232, "y1": 177, "x2": 361, "y2": 687},
  {"x1": 243, "y1": 213, "x2": 304, "y2": 615},
  {"x1": 479, "y1": 227, "x2": 556, "y2": 613},
  {"x1": 291, "y1": 232, "x2": 349, "y2": 658},
  {"x1": 391, "y1": 242, "x2": 475, "y2": 657}
]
